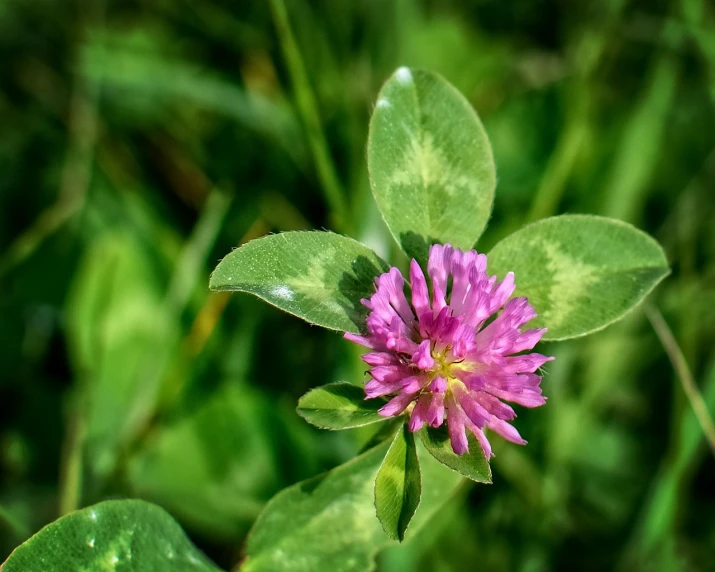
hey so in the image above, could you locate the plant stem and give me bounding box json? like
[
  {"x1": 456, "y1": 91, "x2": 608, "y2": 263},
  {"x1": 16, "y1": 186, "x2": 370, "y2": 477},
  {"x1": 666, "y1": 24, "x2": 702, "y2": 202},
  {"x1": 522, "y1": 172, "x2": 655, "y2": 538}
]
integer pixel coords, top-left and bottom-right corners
[
  {"x1": 0, "y1": 504, "x2": 29, "y2": 540},
  {"x1": 58, "y1": 393, "x2": 86, "y2": 516},
  {"x1": 646, "y1": 305, "x2": 715, "y2": 454},
  {"x1": 165, "y1": 189, "x2": 233, "y2": 313},
  {"x1": 269, "y1": 0, "x2": 351, "y2": 232},
  {"x1": 0, "y1": 10, "x2": 102, "y2": 278},
  {"x1": 526, "y1": 101, "x2": 589, "y2": 222}
]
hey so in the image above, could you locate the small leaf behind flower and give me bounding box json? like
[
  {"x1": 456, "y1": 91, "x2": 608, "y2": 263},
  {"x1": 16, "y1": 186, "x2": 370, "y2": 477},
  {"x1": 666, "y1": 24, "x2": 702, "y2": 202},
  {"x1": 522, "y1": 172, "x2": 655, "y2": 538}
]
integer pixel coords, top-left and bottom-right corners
[
  {"x1": 297, "y1": 382, "x2": 387, "y2": 430},
  {"x1": 374, "y1": 423, "x2": 422, "y2": 541},
  {"x1": 420, "y1": 425, "x2": 492, "y2": 484},
  {"x1": 487, "y1": 214, "x2": 670, "y2": 340},
  {"x1": 209, "y1": 231, "x2": 390, "y2": 334},
  {"x1": 367, "y1": 67, "x2": 496, "y2": 264}
]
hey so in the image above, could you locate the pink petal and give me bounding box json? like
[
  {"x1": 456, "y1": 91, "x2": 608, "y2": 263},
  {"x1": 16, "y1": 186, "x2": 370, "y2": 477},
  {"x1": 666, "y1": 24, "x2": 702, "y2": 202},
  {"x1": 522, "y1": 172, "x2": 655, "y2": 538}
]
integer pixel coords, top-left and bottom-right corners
[
  {"x1": 487, "y1": 418, "x2": 526, "y2": 445},
  {"x1": 409, "y1": 259, "x2": 431, "y2": 317},
  {"x1": 488, "y1": 271, "x2": 515, "y2": 313},
  {"x1": 470, "y1": 426, "x2": 493, "y2": 458},
  {"x1": 343, "y1": 332, "x2": 385, "y2": 351},
  {"x1": 427, "y1": 392, "x2": 445, "y2": 427},
  {"x1": 503, "y1": 353, "x2": 554, "y2": 373},
  {"x1": 412, "y1": 339, "x2": 435, "y2": 370},
  {"x1": 408, "y1": 394, "x2": 432, "y2": 432},
  {"x1": 361, "y1": 352, "x2": 401, "y2": 366},
  {"x1": 378, "y1": 392, "x2": 417, "y2": 417}
]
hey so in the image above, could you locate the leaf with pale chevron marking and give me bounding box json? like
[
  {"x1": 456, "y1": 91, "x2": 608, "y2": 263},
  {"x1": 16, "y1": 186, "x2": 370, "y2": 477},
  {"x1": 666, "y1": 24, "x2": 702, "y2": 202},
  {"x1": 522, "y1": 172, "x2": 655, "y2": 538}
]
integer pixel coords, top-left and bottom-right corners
[
  {"x1": 487, "y1": 214, "x2": 670, "y2": 340},
  {"x1": 374, "y1": 423, "x2": 421, "y2": 541},
  {"x1": 209, "y1": 232, "x2": 390, "y2": 333},
  {"x1": 1, "y1": 500, "x2": 221, "y2": 572},
  {"x1": 368, "y1": 67, "x2": 496, "y2": 264}
]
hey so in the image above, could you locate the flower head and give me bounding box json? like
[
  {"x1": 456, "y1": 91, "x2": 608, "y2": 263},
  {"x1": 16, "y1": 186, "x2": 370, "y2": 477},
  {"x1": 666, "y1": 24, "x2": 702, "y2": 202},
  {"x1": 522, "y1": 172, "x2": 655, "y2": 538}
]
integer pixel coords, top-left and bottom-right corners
[{"x1": 345, "y1": 244, "x2": 553, "y2": 457}]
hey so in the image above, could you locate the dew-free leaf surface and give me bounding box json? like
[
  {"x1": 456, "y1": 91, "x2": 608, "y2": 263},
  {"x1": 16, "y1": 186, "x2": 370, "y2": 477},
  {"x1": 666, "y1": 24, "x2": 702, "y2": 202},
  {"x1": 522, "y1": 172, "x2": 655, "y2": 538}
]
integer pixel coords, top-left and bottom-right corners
[
  {"x1": 297, "y1": 382, "x2": 387, "y2": 430},
  {"x1": 420, "y1": 425, "x2": 492, "y2": 484},
  {"x1": 367, "y1": 67, "x2": 496, "y2": 264},
  {"x1": 488, "y1": 214, "x2": 670, "y2": 340},
  {"x1": 242, "y1": 439, "x2": 463, "y2": 572},
  {"x1": 374, "y1": 423, "x2": 421, "y2": 541},
  {"x1": 209, "y1": 232, "x2": 389, "y2": 333},
  {"x1": 1, "y1": 500, "x2": 222, "y2": 572},
  {"x1": 128, "y1": 383, "x2": 285, "y2": 540}
]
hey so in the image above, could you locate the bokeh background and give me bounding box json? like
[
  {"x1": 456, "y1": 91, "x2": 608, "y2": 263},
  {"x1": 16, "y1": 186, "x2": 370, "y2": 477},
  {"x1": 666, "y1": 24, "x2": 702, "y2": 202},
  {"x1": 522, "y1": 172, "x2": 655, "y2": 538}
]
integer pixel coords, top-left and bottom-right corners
[{"x1": 2, "y1": 0, "x2": 715, "y2": 570}]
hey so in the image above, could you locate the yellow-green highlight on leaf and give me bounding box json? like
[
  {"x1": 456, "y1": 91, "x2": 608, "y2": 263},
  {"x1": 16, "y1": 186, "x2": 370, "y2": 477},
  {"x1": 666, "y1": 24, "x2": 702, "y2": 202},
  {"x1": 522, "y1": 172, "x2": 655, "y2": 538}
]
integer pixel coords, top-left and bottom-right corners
[
  {"x1": 487, "y1": 214, "x2": 670, "y2": 341},
  {"x1": 297, "y1": 382, "x2": 387, "y2": 430},
  {"x1": 209, "y1": 231, "x2": 390, "y2": 333},
  {"x1": 367, "y1": 67, "x2": 496, "y2": 264},
  {"x1": 2, "y1": 500, "x2": 222, "y2": 572},
  {"x1": 374, "y1": 423, "x2": 422, "y2": 542},
  {"x1": 420, "y1": 425, "x2": 492, "y2": 484}
]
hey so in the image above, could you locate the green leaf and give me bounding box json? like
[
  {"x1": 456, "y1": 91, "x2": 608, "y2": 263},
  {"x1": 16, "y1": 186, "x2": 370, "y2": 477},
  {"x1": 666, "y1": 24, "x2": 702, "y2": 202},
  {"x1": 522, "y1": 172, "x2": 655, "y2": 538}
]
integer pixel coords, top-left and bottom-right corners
[
  {"x1": 487, "y1": 214, "x2": 670, "y2": 341},
  {"x1": 128, "y1": 383, "x2": 292, "y2": 541},
  {"x1": 420, "y1": 425, "x2": 492, "y2": 484},
  {"x1": 297, "y1": 382, "x2": 386, "y2": 430},
  {"x1": 209, "y1": 231, "x2": 390, "y2": 333},
  {"x1": 367, "y1": 67, "x2": 496, "y2": 263},
  {"x1": 66, "y1": 232, "x2": 176, "y2": 481},
  {"x1": 1, "y1": 500, "x2": 222, "y2": 572},
  {"x1": 242, "y1": 440, "x2": 464, "y2": 572},
  {"x1": 374, "y1": 423, "x2": 421, "y2": 541}
]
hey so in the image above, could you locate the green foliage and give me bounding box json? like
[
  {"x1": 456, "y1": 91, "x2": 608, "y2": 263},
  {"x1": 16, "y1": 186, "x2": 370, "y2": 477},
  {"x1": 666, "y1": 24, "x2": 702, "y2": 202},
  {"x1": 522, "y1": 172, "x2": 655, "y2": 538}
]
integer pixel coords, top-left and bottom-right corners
[
  {"x1": 297, "y1": 383, "x2": 387, "y2": 430},
  {"x1": 374, "y1": 423, "x2": 421, "y2": 541},
  {"x1": 242, "y1": 440, "x2": 463, "y2": 572},
  {"x1": 419, "y1": 426, "x2": 492, "y2": 484},
  {"x1": 2, "y1": 0, "x2": 714, "y2": 570},
  {"x1": 488, "y1": 215, "x2": 670, "y2": 340},
  {"x1": 367, "y1": 68, "x2": 495, "y2": 263},
  {"x1": 242, "y1": 442, "x2": 392, "y2": 572},
  {"x1": 66, "y1": 232, "x2": 176, "y2": 480},
  {"x1": 209, "y1": 232, "x2": 389, "y2": 333},
  {"x1": 2, "y1": 500, "x2": 221, "y2": 572},
  {"x1": 127, "y1": 383, "x2": 290, "y2": 540}
]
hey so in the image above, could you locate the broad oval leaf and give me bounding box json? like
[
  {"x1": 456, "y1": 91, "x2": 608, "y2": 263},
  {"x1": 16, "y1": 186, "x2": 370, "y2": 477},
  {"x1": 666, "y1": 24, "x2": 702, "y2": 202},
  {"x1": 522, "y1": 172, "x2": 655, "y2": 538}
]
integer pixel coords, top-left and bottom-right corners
[
  {"x1": 367, "y1": 67, "x2": 496, "y2": 263},
  {"x1": 242, "y1": 439, "x2": 463, "y2": 572},
  {"x1": 209, "y1": 232, "x2": 390, "y2": 333},
  {"x1": 420, "y1": 425, "x2": 492, "y2": 484},
  {"x1": 374, "y1": 423, "x2": 421, "y2": 541},
  {"x1": 297, "y1": 382, "x2": 387, "y2": 430},
  {"x1": 487, "y1": 214, "x2": 670, "y2": 340},
  {"x1": 2, "y1": 500, "x2": 221, "y2": 572}
]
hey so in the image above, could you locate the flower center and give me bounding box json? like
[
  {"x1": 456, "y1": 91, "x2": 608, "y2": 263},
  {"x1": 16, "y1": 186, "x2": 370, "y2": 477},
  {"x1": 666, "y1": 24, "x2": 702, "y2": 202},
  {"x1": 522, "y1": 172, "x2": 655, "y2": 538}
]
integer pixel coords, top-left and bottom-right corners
[{"x1": 431, "y1": 348, "x2": 455, "y2": 380}]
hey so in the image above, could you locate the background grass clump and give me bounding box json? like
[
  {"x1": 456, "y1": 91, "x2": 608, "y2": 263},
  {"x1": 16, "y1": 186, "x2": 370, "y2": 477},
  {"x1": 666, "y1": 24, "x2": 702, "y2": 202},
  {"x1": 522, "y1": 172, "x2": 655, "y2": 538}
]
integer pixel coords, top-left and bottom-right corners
[{"x1": 1, "y1": 0, "x2": 715, "y2": 570}]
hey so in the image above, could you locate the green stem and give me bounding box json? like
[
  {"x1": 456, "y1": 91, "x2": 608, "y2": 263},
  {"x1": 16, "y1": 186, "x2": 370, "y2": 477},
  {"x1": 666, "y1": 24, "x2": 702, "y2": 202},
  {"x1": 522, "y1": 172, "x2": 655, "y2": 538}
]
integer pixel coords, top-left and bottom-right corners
[
  {"x1": 646, "y1": 305, "x2": 715, "y2": 454},
  {"x1": 526, "y1": 100, "x2": 589, "y2": 222},
  {"x1": 269, "y1": 0, "x2": 351, "y2": 232},
  {"x1": 0, "y1": 9, "x2": 102, "y2": 278},
  {"x1": 601, "y1": 56, "x2": 678, "y2": 223},
  {"x1": 58, "y1": 392, "x2": 87, "y2": 516},
  {"x1": 54, "y1": 0, "x2": 106, "y2": 516},
  {"x1": 0, "y1": 504, "x2": 30, "y2": 540},
  {"x1": 116, "y1": 187, "x2": 234, "y2": 471},
  {"x1": 526, "y1": 0, "x2": 625, "y2": 222},
  {"x1": 165, "y1": 189, "x2": 233, "y2": 313}
]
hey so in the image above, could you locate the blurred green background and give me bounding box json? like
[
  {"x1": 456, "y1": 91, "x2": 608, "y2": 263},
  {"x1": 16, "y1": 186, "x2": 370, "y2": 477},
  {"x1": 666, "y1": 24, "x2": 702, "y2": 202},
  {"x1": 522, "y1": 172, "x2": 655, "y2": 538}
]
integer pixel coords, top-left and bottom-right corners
[{"x1": 1, "y1": 0, "x2": 715, "y2": 570}]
